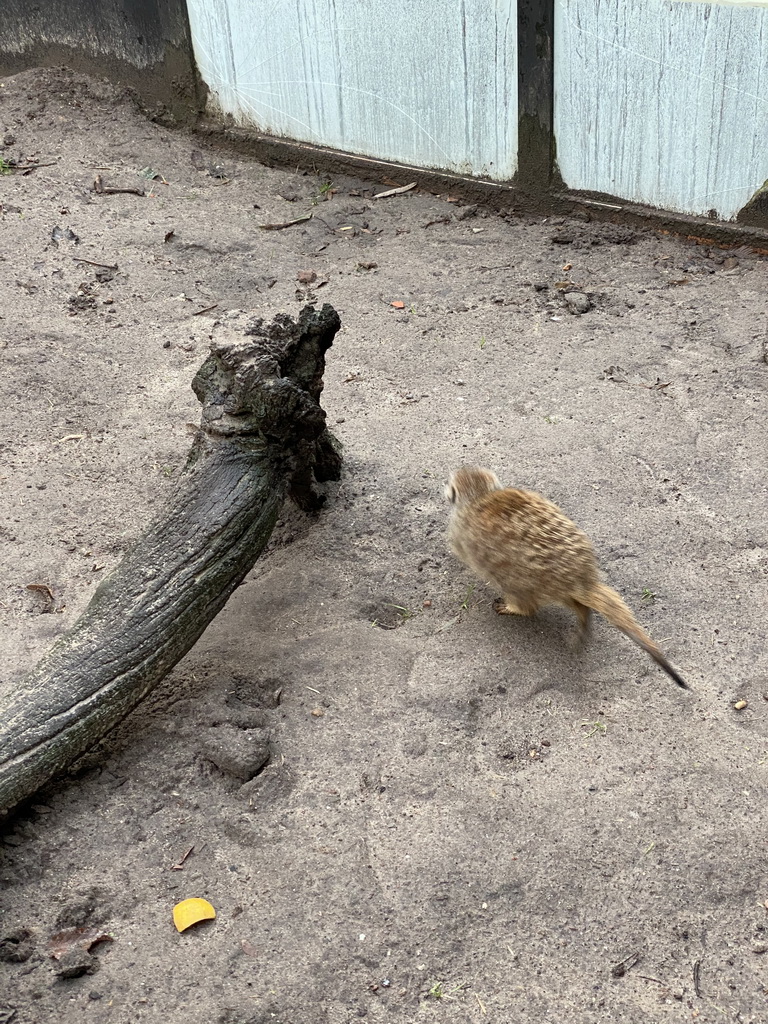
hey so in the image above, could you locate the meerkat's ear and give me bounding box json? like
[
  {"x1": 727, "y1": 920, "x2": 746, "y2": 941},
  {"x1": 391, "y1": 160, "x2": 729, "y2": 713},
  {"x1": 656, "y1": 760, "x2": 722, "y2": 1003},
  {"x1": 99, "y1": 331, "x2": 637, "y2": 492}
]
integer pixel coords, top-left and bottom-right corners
[{"x1": 444, "y1": 479, "x2": 457, "y2": 504}]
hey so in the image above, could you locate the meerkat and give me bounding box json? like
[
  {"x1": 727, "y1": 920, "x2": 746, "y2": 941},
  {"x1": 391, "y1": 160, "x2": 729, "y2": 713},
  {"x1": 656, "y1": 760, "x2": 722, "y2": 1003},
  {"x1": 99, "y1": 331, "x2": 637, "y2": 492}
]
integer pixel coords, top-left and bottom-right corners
[{"x1": 445, "y1": 466, "x2": 688, "y2": 689}]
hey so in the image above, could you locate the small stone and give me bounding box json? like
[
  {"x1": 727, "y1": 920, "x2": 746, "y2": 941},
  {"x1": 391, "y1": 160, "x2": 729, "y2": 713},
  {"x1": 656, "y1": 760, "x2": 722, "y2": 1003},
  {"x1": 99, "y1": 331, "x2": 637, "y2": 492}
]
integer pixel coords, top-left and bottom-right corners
[
  {"x1": 311, "y1": 707, "x2": 325, "y2": 718},
  {"x1": 733, "y1": 700, "x2": 748, "y2": 710},
  {"x1": 564, "y1": 291, "x2": 592, "y2": 314},
  {"x1": 0, "y1": 927, "x2": 35, "y2": 963},
  {"x1": 752, "y1": 944, "x2": 768, "y2": 954},
  {"x1": 297, "y1": 270, "x2": 317, "y2": 284},
  {"x1": 54, "y1": 948, "x2": 98, "y2": 979},
  {"x1": 422, "y1": 600, "x2": 432, "y2": 608},
  {"x1": 199, "y1": 724, "x2": 271, "y2": 781}
]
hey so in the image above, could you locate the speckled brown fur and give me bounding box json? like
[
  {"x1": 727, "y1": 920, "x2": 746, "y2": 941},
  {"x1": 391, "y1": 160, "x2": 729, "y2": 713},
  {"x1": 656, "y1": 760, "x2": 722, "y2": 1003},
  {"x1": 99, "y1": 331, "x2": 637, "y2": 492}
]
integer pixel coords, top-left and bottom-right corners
[{"x1": 445, "y1": 467, "x2": 688, "y2": 689}]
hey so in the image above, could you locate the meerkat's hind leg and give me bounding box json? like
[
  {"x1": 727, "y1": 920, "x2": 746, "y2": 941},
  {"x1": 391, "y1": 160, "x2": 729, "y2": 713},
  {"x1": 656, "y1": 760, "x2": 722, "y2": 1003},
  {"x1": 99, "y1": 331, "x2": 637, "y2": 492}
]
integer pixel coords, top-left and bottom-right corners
[
  {"x1": 493, "y1": 595, "x2": 538, "y2": 617},
  {"x1": 565, "y1": 598, "x2": 592, "y2": 648},
  {"x1": 566, "y1": 599, "x2": 592, "y2": 634}
]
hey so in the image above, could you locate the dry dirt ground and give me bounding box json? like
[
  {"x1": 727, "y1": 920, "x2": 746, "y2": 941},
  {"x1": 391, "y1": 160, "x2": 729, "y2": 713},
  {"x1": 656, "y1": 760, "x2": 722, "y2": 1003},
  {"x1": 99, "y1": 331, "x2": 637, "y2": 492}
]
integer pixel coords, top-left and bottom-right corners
[{"x1": 1, "y1": 68, "x2": 767, "y2": 1024}]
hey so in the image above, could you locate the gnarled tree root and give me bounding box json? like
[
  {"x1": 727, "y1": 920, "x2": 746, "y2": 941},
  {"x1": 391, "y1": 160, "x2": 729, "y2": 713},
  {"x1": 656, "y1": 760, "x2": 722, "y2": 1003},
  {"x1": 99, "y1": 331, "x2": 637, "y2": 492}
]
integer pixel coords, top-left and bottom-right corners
[{"x1": 0, "y1": 303, "x2": 342, "y2": 818}]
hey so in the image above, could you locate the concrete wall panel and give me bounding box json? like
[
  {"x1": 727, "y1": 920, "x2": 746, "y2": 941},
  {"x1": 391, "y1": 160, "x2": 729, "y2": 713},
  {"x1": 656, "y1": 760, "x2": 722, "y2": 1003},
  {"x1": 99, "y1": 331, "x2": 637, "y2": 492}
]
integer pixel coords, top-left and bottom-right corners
[
  {"x1": 554, "y1": 0, "x2": 768, "y2": 221},
  {"x1": 187, "y1": 0, "x2": 518, "y2": 180}
]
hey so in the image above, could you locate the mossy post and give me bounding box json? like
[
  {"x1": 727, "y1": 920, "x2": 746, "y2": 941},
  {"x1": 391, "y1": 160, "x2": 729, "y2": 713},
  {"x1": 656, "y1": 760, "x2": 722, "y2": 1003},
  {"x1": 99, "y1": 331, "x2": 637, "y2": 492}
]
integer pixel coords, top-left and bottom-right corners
[{"x1": 0, "y1": 304, "x2": 342, "y2": 819}]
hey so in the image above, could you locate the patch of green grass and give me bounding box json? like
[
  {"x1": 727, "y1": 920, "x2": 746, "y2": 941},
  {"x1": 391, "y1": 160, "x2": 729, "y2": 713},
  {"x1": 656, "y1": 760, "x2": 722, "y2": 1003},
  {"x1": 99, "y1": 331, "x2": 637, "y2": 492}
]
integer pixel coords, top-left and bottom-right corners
[
  {"x1": 581, "y1": 719, "x2": 607, "y2": 738},
  {"x1": 0, "y1": 158, "x2": 12, "y2": 175},
  {"x1": 383, "y1": 603, "x2": 414, "y2": 620},
  {"x1": 459, "y1": 584, "x2": 476, "y2": 610},
  {"x1": 311, "y1": 180, "x2": 334, "y2": 204},
  {"x1": 479, "y1": 335, "x2": 487, "y2": 349},
  {"x1": 641, "y1": 587, "x2": 656, "y2": 603},
  {"x1": 425, "y1": 981, "x2": 467, "y2": 1001}
]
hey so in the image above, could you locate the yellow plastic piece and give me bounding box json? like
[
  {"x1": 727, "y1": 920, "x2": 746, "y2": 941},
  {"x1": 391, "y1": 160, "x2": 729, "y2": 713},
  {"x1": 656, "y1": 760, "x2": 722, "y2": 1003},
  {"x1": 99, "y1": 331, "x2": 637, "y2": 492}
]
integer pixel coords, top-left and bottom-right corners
[{"x1": 173, "y1": 897, "x2": 216, "y2": 932}]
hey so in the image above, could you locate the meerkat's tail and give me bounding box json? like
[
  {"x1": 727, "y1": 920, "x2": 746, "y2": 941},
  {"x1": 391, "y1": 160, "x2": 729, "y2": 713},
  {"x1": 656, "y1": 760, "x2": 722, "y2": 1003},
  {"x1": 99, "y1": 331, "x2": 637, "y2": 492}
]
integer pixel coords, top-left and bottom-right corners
[{"x1": 583, "y1": 583, "x2": 689, "y2": 690}]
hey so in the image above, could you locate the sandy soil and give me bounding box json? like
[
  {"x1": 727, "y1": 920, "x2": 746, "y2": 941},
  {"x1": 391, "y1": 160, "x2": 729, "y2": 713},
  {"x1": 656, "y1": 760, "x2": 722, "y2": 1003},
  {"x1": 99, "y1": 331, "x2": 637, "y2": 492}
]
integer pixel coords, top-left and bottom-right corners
[{"x1": 0, "y1": 68, "x2": 767, "y2": 1024}]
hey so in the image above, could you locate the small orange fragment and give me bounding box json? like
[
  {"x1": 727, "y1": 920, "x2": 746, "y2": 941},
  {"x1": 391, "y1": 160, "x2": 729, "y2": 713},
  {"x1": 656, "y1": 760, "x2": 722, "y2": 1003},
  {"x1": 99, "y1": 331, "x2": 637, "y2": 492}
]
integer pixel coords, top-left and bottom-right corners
[
  {"x1": 390, "y1": 300, "x2": 405, "y2": 309},
  {"x1": 173, "y1": 898, "x2": 216, "y2": 933}
]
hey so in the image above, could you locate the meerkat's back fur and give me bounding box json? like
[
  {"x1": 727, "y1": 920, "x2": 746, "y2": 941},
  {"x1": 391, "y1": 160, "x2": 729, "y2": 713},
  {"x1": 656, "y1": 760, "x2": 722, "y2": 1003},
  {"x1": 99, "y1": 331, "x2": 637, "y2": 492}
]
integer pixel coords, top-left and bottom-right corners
[{"x1": 445, "y1": 467, "x2": 687, "y2": 689}]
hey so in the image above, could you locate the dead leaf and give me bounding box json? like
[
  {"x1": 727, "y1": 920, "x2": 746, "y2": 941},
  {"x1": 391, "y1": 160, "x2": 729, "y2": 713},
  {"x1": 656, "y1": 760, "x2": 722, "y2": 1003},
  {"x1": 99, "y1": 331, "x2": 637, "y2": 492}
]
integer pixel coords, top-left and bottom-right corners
[
  {"x1": 373, "y1": 182, "x2": 417, "y2": 199},
  {"x1": 173, "y1": 898, "x2": 216, "y2": 933},
  {"x1": 48, "y1": 927, "x2": 113, "y2": 960},
  {"x1": 26, "y1": 583, "x2": 54, "y2": 603},
  {"x1": 170, "y1": 845, "x2": 195, "y2": 871},
  {"x1": 562, "y1": 262, "x2": 573, "y2": 271},
  {"x1": 258, "y1": 213, "x2": 312, "y2": 231},
  {"x1": 390, "y1": 300, "x2": 405, "y2": 309}
]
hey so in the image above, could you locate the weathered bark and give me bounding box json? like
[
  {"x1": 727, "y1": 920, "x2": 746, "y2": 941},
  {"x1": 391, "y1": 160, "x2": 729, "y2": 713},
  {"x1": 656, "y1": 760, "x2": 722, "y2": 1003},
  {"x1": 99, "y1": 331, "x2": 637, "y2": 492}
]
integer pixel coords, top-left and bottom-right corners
[{"x1": 0, "y1": 304, "x2": 342, "y2": 818}]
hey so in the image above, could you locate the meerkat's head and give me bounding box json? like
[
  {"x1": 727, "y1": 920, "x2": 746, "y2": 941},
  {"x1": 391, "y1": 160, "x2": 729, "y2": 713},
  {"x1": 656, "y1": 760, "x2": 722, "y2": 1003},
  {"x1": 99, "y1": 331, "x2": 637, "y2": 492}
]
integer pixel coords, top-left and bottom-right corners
[{"x1": 445, "y1": 466, "x2": 503, "y2": 506}]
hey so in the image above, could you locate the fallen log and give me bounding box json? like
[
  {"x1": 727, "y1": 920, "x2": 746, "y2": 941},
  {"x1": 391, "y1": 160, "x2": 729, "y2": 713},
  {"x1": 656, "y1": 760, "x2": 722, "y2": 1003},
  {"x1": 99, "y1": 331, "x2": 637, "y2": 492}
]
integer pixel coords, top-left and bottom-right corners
[{"x1": 0, "y1": 304, "x2": 342, "y2": 818}]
